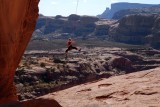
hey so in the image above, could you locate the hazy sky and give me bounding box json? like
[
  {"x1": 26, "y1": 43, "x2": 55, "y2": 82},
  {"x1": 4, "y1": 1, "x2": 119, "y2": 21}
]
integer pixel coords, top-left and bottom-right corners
[{"x1": 39, "y1": 0, "x2": 160, "y2": 16}]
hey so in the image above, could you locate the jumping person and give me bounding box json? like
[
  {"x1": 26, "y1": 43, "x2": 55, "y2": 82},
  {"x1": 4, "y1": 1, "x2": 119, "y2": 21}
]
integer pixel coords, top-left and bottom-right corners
[{"x1": 65, "y1": 38, "x2": 81, "y2": 58}]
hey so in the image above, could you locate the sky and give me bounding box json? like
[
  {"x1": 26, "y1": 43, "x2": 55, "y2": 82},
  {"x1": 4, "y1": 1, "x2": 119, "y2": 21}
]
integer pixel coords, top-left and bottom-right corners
[{"x1": 39, "y1": 0, "x2": 160, "y2": 17}]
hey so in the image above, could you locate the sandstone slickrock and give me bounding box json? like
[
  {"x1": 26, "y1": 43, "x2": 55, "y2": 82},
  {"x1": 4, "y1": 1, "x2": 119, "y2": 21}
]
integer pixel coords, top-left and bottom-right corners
[
  {"x1": 45, "y1": 67, "x2": 160, "y2": 107},
  {"x1": 0, "y1": 0, "x2": 39, "y2": 104}
]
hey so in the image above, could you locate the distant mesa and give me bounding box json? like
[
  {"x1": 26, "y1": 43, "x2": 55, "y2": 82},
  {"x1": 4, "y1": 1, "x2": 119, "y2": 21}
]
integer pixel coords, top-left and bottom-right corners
[
  {"x1": 97, "y1": 2, "x2": 159, "y2": 19},
  {"x1": 112, "y1": 5, "x2": 160, "y2": 19},
  {"x1": 33, "y1": 14, "x2": 108, "y2": 39}
]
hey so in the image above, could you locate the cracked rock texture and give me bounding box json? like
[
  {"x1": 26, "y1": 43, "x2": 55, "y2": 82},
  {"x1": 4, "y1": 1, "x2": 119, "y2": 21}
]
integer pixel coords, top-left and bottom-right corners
[{"x1": 0, "y1": 0, "x2": 39, "y2": 104}]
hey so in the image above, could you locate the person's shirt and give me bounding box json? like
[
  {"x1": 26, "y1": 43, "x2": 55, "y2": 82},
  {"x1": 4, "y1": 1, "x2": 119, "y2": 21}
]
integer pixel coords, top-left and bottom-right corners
[
  {"x1": 67, "y1": 40, "x2": 75, "y2": 47},
  {"x1": 67, "y1": 40, "x2": 72, "y2": 47}
]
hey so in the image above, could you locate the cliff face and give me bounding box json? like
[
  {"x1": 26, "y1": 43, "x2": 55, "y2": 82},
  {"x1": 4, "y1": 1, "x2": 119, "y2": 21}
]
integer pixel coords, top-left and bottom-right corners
[
  {"x1": 33, "y1": 14, "x2": 114, "y2": 40},
  {"x1": 33, "y1": 14, "x2": 160, "y2": 49},
  {"x1": 109, "y1": 14, "x2": 160, "y2": 47},
  {"x1": 0, "y1": 0, "x2": 39, "y2": 103},
  {"x1": 98, "y1": 2, "x2": 155, "y2": 19}
]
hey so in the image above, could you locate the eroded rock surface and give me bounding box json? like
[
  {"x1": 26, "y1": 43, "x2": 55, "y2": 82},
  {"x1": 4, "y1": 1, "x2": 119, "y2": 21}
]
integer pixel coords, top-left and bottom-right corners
[
  {"x1": 0, "y1": 0, "x2": 39, "y2": 103},
  {"x1": 46, "y1": 67, "x2": 160, "y2": 107}
]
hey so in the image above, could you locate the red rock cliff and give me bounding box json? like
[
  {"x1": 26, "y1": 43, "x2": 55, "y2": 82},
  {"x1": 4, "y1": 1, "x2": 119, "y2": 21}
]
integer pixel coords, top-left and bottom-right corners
[{"x1": 0, "y1": 0, "x2": 39, "y2": 103}]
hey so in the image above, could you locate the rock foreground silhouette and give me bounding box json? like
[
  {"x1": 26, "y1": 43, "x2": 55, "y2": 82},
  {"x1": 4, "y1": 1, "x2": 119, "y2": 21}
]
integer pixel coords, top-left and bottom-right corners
[
  {"x1": 43, "y1": 67, "x2": 160, "y2": 107},
  {"x1": 0, "y1": 0, "x2": 39, "y2": 104}
]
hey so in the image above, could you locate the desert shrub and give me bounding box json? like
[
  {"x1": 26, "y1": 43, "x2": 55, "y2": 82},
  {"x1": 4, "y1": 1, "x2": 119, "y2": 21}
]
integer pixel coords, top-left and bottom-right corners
[
  {"x1": 15, "y1": 68, "x2": 25, "y2": 76},
  {"x1": 40, "y1": 62, "x2": 46, "y2": 68},
  {"x1": 46, "y1": 67, "x2": 55, "y2": 72},
  {"x1": 29, "y1": 60, "x2": 38, "y2": 65},
  {"x1": 23, "y1": 62, "x2": 31, "y2": 69},
  {"x1": 53, "y1": 58, "x2": 63, "y2": 63}
]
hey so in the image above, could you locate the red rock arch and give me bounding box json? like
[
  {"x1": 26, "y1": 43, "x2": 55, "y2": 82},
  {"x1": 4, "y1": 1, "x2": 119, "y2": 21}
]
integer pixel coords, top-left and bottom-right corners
[{"x1": 0, "y1": 0, "x2": 39, "y2": 103}]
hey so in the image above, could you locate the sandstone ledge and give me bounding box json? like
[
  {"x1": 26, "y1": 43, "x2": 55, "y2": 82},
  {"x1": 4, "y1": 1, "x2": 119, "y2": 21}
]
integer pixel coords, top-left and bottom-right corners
[{"x1": 43, "y1": 67, "x2": 160, "y2": 107}]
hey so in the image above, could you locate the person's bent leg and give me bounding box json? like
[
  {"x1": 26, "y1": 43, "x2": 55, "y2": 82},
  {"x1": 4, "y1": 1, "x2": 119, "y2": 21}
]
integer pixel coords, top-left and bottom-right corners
[
  {"x1": 65, "y1": 49, "x2": 69, "y2": 58},
  {"x1": 65, "y1": 47, "x2": 71, "y2": 58},
  {"x1": 72, "y1": 46, "x2": 78, "y2": 50},
  {"x1": 72, "y1": 46, "x2": 81, "y2": 52}
]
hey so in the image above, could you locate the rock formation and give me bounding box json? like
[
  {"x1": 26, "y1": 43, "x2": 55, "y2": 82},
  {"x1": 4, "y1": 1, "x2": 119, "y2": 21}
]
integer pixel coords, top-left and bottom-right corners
[
  {"x1": 15, "y1": 47, "x2": 160, "y2": 101},
  {"x1": 34, "y1": 14, "x2": 113, "y2": 38},
  {"x1": 0, "y1": 0, "x2": 39, "y2": 104},
  {"x1": 97, "y1": 2, "x2": 156, "y2": 19},
  {"x1": 109, "y1": 14, "x2": 160, "y2": 47},
  {"x1": 46, "y1": 67, "x2": 160, "y2": 107},
  {"x1": 33, "y1": 13, "x2": 160, "y2": 49},
  {"x1": 112, "y1": 5, "x2": 160, "y2": 20}
]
